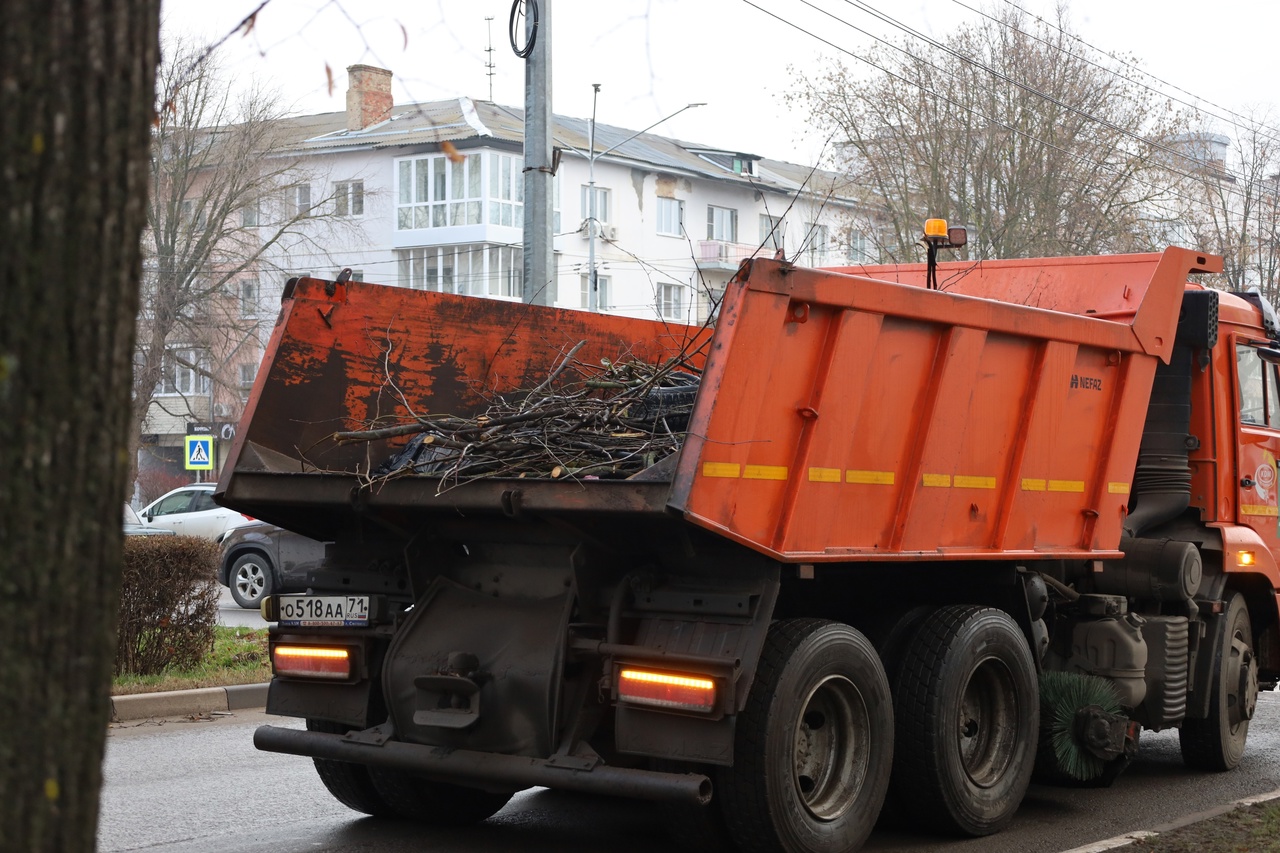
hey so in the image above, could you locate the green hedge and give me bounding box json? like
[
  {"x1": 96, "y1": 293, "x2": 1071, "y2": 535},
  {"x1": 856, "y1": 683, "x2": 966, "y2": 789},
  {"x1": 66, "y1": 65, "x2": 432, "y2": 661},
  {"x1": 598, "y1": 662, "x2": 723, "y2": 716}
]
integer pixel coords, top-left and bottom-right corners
[{"x1": 116, "y1": 535, "x2": 221, "y2": 677}]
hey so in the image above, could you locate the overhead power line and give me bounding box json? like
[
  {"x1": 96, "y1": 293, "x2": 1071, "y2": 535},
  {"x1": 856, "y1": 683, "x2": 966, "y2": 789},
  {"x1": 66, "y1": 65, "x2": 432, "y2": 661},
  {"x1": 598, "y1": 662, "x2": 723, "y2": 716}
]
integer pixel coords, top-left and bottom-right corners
[
  {"x1": 987, "y1": 0, "x2": 1280, "y2": 146},
  {"x1": 744, "y1": 0, "x2": 1260, "y2": 213}
]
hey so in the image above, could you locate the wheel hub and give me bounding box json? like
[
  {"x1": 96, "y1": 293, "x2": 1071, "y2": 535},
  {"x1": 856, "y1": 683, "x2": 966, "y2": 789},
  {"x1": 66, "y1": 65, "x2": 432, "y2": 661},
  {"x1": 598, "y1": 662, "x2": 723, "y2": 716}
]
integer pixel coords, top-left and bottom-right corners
[
  {"x1": 792, "y1": 674, "x2": 870, "y2": 821},
  {"x1": 958, "y1": 658, "x2": 1018, "y2": 789},
  {"x1": 1229, "y1": 641, "x2": 1259, "y2": 725}
]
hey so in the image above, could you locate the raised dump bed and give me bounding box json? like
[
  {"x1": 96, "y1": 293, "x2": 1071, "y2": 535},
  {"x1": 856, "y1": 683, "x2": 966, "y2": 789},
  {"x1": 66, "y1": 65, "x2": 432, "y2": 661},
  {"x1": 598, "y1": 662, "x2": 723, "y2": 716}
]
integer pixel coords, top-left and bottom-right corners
[{"x1": 219, "y1": 248, "x2": 1214, "y2": 563}]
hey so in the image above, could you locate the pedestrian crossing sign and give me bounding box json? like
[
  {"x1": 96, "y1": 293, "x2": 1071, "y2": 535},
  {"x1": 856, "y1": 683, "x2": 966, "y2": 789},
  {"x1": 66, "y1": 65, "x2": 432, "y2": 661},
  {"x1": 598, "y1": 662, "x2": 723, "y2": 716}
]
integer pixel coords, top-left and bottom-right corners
[{"x1": 185, "y1": 435, "x2": 214, "y2": 471}]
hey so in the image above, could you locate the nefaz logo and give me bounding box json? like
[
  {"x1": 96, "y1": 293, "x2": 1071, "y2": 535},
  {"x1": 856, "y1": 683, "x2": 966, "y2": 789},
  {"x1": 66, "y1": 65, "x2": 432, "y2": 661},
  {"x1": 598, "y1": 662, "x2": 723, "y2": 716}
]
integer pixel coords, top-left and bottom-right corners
[{"x1": 1071, "y1": 374, "x2": 1103, "y2": 391}]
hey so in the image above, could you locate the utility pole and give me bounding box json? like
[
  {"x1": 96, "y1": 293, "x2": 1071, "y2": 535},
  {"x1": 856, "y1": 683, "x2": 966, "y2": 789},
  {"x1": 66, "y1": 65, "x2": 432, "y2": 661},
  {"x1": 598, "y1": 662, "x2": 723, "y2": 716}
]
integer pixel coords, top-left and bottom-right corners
[
  {"x1": 584, "y1": 95, "x2": 705, "y2": 312},
  {"x1": 517, "y1": 0, "x2": 553, "y2": 306},
  {"x1": 587, "y1": 84, "x2": 600, "y2": 311},
  {"x1": 484, "y1": 17, "x2": 495, "y2": 102}
]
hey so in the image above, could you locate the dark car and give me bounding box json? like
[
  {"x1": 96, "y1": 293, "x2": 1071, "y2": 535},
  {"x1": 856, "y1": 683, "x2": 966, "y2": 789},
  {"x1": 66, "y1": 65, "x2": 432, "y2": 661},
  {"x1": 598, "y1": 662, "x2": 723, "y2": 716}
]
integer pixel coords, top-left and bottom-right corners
[{"x1": 216, "y1": 520, "x2": 328, "y2": 608}]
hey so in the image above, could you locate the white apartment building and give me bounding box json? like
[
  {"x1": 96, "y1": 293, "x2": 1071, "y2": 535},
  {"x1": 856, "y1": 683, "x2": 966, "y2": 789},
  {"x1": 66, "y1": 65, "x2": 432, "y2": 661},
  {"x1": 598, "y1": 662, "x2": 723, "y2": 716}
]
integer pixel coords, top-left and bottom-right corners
[
  {"x1": 137, "y1": 65, "x2": 866, "y2": 488},
  {"x1": 263, "y1": 66, "x2": 864, "y2": 316}
]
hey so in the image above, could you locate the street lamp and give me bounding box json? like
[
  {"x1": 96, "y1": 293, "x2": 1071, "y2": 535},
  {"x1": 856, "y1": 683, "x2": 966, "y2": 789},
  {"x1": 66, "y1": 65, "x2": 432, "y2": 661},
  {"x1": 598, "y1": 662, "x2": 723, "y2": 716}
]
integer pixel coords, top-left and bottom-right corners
[{"x1": 585, "y1": 86, "x2": 705, "y2": 311}]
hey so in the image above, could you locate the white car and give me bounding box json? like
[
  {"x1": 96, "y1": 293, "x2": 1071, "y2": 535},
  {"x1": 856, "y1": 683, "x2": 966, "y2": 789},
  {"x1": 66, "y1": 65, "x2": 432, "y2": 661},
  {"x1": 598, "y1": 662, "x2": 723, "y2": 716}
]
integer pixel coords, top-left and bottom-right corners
[{"x1": 137, "y1": 483, "x2": 253, "y2": 540}]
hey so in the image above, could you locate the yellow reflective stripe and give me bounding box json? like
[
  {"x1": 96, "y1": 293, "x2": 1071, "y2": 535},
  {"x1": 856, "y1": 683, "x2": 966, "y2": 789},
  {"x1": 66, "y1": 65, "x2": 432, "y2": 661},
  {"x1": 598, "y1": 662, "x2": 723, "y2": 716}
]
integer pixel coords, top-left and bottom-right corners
[
  {"x1": 702, "y1": 462, "x2": 741, "y2": 478},
  {"x1": 1048, "y1": 480, "x2": 1085, "y2": 493},
  {"x1": 847, "y1": 470, "x2": 895, "y2": 485},
  {"x1": 922, "y1": 473, "x2": 951, "y2": 488},
  {"x1": 744, "y1": 465, "x2": 787, "y2": 481},
  {"x1": 953, "y1": 475, "x2": 996, "y2": 489},
  {"x1": 1021, "y1": 478, "x2": 1047, "y2": 491},
  {"x1": 809, "y1": 467, "x2": 842, "y2": 483},
  {"x1": 1241, "y1": 504, "x2": 1280, "y2": 517},
  {"x1": 1108, "y1": 482, "x2": 1131, "y2": 494}
]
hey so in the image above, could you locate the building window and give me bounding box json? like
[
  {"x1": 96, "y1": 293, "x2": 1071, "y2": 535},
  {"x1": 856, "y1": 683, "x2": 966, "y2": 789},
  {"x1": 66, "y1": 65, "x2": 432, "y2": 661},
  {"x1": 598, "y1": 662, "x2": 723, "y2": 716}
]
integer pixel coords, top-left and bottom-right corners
[
  {"x1": 848, "y1": 228, "x2": 874, "y2": 264},
  {"x1": 707, "y1": 205, "x2": 737, "y2": 242},
  {"x1": 580, "y1": 273, "x2": 611, "y2": 310},
  {"x1": 658, "y1": 283, "x2": 687, "y2": 320},
  {"x1": 396, "y1": 153, "x2": 483, "y2": 230},
  {"x1": 488, "y1": 152, "x2": 524, "y2": 227},
  {"x1": 485, "y1": 245, "x2": 523, "y2": 298},
  {"x1": 157, "y1": 348, "x2": 210, "y2": 396},
  {"x1": 240, "y1": 200, "x2": 260, "y2": 228},
  {"x1": 657, "y1": 198, "x2": 684, "y2": 236},
  {"x1": 239, "y1": 363, "x2": 257, "y2": 400},
  {"x1": 581, "y1": 185, "x2": 611, "y2": 227},
  {"x1": 335, "y1": 180, "x2": 364, "y2": 216},
  {"x1": 179, "y1": 199, "x2": 205, "y2": 229},
  {"x1": 239, "y1": 277, "x2": 259, "y2": 317},
  {"x1": 293, "y1": 184, "x2": 312, "y2": 217},
  {"x1": 397, "y1": 244, "x2": 522, "y2": 297},
  {"x1": 760, "y1": 215, "x2": 785, "y2": 252},
  {"x1": 803, "y1": 223, "x2": 830, "y2": 266}
]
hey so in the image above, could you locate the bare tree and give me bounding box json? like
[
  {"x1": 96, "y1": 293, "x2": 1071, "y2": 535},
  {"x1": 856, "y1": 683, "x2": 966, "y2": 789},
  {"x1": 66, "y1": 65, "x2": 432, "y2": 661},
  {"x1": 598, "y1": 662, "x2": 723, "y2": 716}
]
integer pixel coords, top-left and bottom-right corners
[
  {"x1": 1, "y1": 1, "x2": 159, "y2": 850},
  {"x1": 134, "y1": 44, "x2": 364, "y2": 488},
  {"x1": 1172, "y1": 116, "x2": 1280, "y2": 299},
  {"x1": 789, "y1": 6, "x2": 1189, "y2": 262}
]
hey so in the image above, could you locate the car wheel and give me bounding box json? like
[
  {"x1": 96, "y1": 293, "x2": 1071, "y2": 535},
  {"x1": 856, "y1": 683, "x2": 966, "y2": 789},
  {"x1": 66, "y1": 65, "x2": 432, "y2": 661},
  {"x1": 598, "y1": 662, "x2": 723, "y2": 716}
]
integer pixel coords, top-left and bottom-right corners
[{"x1": 230, "y1": 553, "x2": 274, "y2": 608}]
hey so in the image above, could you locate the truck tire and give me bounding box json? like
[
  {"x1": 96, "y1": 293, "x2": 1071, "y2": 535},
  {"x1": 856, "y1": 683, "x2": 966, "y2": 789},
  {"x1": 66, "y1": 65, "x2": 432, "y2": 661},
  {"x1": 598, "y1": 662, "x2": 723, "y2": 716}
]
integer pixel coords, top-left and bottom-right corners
[
  {"x1": 890, "y1": 605, "x2": 1037, "y2": 836},
  {"x1": 305, "y1": 719, "x2": 396, "y2": 817},
  {"x1": 367, "y1": 767, "x2": 513, "y2": 825},
  {"x1": 229, "y1": 552, "x2": 274, "y2": 608},
  {"x1": 871, "y1": 605, "x2": 935, "y2": 829},
  {"x1": 717, "y1": 618, "x2": 893, "y2": 853},
  {"x1": 1180, "y1": 592, "x2": 1258, "y2": 771}
]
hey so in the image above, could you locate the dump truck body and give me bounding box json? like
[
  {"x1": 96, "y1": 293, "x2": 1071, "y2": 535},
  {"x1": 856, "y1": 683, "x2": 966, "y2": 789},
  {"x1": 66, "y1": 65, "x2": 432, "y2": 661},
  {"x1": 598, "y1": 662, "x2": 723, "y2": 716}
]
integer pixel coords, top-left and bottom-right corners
[{"x1": 220, "y1": 248, "x2": 1279, "y2": 853}]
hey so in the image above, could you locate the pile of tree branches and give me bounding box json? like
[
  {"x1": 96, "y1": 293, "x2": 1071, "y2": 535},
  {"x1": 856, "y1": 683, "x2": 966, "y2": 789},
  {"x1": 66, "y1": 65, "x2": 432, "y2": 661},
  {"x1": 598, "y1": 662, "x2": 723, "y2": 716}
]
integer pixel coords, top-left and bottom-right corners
[{"x1": 337, "y1": 342, "x2": 701, "y2": 488}]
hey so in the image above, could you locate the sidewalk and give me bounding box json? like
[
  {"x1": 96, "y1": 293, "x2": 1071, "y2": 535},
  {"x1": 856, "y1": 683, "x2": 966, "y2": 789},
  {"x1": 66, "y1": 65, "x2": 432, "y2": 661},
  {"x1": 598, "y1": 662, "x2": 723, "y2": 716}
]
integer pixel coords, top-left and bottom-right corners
[{"x1": 110, "y1": 683, "x2": 269, "y2": 722}]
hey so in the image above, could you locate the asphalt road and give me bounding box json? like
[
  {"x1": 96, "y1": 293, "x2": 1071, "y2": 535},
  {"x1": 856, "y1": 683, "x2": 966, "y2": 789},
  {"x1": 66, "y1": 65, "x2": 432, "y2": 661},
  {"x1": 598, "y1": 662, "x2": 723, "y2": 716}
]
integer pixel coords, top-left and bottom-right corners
[
  {"x1": 216, "y1": 586, "x2": 268, "y2": 629},
  {"x1": 99, "y1": 693, "x2": 1280, "y2": 853}
]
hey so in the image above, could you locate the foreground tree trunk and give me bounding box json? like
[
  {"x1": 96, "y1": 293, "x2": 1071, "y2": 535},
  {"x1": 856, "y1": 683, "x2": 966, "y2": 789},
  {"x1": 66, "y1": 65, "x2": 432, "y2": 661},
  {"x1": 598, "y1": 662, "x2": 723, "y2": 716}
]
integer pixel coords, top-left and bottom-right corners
[{"x1": 0, "y1": 2, "x2": 160, "y2": 850}]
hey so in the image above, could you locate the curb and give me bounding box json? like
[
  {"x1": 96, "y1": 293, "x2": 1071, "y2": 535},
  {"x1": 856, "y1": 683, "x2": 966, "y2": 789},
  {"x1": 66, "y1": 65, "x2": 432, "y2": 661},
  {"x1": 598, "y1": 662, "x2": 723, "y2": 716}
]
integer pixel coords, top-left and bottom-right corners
[
  {"x1": 110, "y1": 683, "x2": 269, "y2": 722},
  {"x1": 1060, "y1": 787, "x2": 1280, "y2": 852}
]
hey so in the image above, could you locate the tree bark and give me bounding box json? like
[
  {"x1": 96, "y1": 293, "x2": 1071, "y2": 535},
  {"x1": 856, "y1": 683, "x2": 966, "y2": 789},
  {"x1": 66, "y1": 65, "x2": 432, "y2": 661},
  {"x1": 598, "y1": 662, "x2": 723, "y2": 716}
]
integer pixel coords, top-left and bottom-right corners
[{"x1": 0, "y1": 1, "x2": 159, "y2": 850}]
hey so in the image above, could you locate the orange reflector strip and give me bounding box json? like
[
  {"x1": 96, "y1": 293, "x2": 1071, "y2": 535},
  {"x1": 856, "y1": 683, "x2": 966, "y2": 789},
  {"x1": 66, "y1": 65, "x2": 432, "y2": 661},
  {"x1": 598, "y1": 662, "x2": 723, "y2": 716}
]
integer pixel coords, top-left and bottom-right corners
[
  {"x1": 618, "y1": 668, "x2": 716, "y2": 713},
  {"x1": 273, "y1": 645, "x2": 352, "y2": 680}
]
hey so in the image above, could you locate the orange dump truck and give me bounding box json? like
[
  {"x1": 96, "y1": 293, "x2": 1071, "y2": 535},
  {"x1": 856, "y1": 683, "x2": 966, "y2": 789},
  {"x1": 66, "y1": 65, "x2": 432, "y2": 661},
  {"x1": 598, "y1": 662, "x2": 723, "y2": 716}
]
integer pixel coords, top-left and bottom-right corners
[{"x1": 220, "y1": 246, "x2": 1279, "y2": 853}]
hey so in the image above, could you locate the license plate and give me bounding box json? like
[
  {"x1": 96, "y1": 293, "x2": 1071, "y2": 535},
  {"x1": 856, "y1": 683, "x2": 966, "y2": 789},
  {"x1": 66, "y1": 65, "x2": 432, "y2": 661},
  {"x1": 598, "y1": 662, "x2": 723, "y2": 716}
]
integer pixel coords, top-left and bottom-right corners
[{"x1": 276, "y1": 595, "x2": 370, "y2": 627}]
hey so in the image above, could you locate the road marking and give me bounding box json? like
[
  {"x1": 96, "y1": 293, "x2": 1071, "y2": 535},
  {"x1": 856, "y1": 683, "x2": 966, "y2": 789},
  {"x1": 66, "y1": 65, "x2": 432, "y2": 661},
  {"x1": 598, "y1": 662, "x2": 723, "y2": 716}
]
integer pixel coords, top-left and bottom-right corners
[{"x1": 1058, "y1": 788, "x2": 1280, "y2": 853}]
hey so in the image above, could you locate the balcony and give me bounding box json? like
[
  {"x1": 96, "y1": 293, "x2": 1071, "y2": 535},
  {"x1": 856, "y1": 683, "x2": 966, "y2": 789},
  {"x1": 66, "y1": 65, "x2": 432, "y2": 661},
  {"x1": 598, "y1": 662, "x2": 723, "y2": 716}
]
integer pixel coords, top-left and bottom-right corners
[{"x1": 696, "y1": 240, "x2": 765, "y2": 271}]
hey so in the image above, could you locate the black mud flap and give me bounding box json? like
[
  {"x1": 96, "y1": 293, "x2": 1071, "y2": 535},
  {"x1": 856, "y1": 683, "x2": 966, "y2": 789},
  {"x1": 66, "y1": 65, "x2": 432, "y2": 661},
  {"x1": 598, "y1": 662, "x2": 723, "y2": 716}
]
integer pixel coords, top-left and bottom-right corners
[{"x1": 381, "y1": 576, "x2": 573, "y2": 757}]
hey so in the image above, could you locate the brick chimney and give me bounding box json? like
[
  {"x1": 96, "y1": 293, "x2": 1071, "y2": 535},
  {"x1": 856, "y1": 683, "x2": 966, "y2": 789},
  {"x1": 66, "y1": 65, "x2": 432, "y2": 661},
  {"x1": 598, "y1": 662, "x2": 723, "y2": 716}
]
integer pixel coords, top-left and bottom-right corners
[{"x1": 346, "y1": 65, "x2": 393, "y2": 131}]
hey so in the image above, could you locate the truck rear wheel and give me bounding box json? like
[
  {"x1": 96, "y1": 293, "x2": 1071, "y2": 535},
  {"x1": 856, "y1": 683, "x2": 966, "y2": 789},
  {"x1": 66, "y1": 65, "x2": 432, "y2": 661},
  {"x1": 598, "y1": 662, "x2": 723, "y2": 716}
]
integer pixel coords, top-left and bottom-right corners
[
  {"x1": 1180, "y1": 592, "x2": 1258, "y2": 771},
  {"x1": 367, "y1": 767, "x2": 513, "y2": 825},
  {"x1": 305, "y1": 719, "x2": 396, "y2": 817},
  {"x1": 890, "y1": 605, "x2": 1037, "y2": 836},
  {"x1": 717, "y1": 619, "x2": 893, "y2": 853}
]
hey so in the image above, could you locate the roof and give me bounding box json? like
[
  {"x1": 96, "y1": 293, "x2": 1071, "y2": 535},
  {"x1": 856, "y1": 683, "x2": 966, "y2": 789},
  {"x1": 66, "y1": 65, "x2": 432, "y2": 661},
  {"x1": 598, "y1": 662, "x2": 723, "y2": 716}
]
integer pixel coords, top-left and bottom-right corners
[{"x1": 272, "y1": 97, "x2": 854, "y2": 201}]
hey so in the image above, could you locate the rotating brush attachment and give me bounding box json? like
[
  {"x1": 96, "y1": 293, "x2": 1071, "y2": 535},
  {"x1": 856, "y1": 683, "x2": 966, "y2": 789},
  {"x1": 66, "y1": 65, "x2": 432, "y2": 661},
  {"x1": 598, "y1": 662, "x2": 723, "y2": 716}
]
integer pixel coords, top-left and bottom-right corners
[{"x1": 1036, "y1": 671, "x2": 1126, "y2": 783}]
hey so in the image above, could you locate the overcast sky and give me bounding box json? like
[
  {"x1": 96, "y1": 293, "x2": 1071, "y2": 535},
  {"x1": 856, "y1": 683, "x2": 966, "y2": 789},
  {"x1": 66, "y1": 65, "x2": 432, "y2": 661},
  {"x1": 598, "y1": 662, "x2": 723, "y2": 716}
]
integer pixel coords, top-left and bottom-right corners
[{"x1": 162, "y1": 0, "x2": 1280, "y2": 165}]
